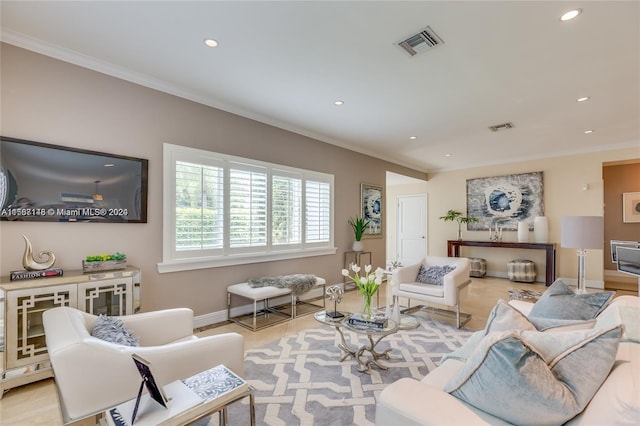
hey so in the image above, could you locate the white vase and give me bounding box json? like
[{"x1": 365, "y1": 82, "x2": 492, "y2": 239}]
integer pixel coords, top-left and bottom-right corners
[
  {"x1": 517, "y1": 221, "x2": 529, "y2": 242},
  {"x1": 534, "y1": 216, "x2": 548, "y2": 243},
  {"x1": 352, "y1": 240, "x2": 364, "y2": 252}
]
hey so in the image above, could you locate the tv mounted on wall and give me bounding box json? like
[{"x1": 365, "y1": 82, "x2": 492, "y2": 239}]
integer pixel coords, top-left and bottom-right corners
[
  {"x1": 610, "y1": 240, "x2": 640, "y2": 263},
  {"x1": 0, "y1": 136, "x2": 148, "y2": 223},
  {"x1": 616, "y1": 246, "x2": 640, "y2": 278}
]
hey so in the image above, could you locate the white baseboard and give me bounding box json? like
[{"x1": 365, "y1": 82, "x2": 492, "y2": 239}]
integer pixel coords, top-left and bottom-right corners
[
  {"x1": 604, "y1": 269, "x2": 638, "y2": 284},
  {"x1": 193, "y1": 282, "x2": 337, "y2": 329},
  {"x1": 485, "y1": 270, "x2": 546, "y2": 284},
  {"x1": 483, "y1": 270, "x2": 604, "y2": 289},
  {"x1": 557, "y1": 276, "x2": 604, "y2": 290}
]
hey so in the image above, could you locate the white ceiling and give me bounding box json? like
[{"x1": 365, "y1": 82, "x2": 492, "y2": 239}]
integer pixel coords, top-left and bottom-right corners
[{"x1": 1, "y1": 1, "x2": 639, "y2": 173}]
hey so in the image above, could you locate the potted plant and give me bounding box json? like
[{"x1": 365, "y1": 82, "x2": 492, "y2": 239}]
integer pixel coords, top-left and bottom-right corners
[
  {"x1": 439, "y1": 209, "x2": 478, "y2": 240},
  {"x1": 348, "y1": 216, "x2": 371, "y2": 252}
]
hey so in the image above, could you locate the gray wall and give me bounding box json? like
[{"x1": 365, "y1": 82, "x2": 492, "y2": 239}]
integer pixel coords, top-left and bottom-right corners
[{"x1": 0, "y1": 43, "x2": 426, "y2": 315}]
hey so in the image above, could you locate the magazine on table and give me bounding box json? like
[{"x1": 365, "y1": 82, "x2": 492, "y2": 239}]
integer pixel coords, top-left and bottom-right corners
[{"x1": 181, "y1": 364, "x2": 248, "y2": 402}]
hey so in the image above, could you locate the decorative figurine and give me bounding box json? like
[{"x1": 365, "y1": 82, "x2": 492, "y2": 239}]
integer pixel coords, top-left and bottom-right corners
[
  {"x1": 22, "y1": 234, "x2": 56, "y2": 271},
  {"x1": 325, "y1": 285, "x2": 345, "y2": 319}
]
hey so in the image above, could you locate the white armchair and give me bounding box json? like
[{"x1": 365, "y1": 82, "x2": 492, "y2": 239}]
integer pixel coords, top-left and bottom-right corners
[
  {"x1": 42, "y1": 307, "x2": 244, "y2": 424},
  {"x1": 392, "y1": 256, "x2": 472, "y2": 328}
]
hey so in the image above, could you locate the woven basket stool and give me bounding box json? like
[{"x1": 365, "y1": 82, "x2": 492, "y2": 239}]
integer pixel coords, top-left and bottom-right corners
[
  {"x1": 469, "y1": 257, "x2": 487, "y2": 278},
  {"x1": 507, "y1": 259, "x2": 536, "y2": 283}
]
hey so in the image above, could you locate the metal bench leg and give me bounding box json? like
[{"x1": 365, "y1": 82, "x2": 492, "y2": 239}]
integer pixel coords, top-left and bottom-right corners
[
  {"x1": 253, "y1": 299, "x2": 257, "y2": 331},
  {"x1": 291, "y1": 295, "x2": 296, "y2": 318}
]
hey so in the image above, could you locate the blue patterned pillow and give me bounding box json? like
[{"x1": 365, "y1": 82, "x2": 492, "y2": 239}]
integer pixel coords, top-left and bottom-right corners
[
  {"x1": 444, "y1": 325, "x2": 622, "y2": 425},
  {"x1": 92, "y1": 314, "x2": 139, "y2": 347},
  {"x1": 415, "y1": 265, "x2": 455, "y2": 285},
  {"x1": 529, "y1": 279, "x2": 614, "y2": 320}
]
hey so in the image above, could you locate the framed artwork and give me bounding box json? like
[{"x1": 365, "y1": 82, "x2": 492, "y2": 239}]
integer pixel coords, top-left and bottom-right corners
[
  {"x1": 623, "y1": 192, "x2": 640, "y2": 223},
  {"x1": 361, "y1": 183, "x2": 383, "y2": 238},
  {"x1": 466, "y1": 171, "x2": 544, "y2": 231}
]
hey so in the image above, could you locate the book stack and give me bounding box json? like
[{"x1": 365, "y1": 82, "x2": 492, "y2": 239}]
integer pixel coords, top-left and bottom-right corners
[
  {"x1": 347, "y1": 312, "x2": 388, "y2": 330},
  {"x1": 10, "y1": 268, "x2": 63, "y2": 281}
]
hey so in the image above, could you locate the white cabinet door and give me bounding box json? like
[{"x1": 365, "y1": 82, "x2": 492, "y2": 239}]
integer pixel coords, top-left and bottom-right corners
[
  {"x1": 77, "y1": 277, "x2": 133, "y2": 316},
  {"x1": 5, "y1": 284, "x2": 77, "y2": 369}
]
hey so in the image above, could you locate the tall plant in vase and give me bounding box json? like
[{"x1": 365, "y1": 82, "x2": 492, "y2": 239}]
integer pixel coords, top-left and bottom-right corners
[
  {"x1": 439, "y1": 209, "x2": 478, "y2": 240},
  {"x1": 348, "y1": 216, "x2": 370, "y2": 252}
]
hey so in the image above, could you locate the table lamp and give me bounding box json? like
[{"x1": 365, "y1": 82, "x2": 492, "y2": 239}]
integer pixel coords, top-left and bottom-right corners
[{"x1": 560, "y1": 216, "x2": 604, "y2": 294}]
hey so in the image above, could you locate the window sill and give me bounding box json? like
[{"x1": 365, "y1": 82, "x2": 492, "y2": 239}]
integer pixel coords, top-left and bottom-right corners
[{"x1": 157, "y1": 246, "x2": 338, "y2": 273}]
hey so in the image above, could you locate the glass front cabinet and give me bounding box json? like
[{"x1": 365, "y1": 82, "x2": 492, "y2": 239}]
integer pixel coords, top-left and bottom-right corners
[{"x1": 0, "y1": 267, "x2": 140, "y2": 396}]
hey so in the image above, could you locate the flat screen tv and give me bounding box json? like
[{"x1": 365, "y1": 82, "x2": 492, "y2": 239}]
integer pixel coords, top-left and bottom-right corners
[
  {"x1": 610, "y1": 240, "x2": 640, "y2": 263},
  {"x1": 616, "y1": 246, "x2": 640, "y2": 278},
  {"x1": 0, "y1": 136, "x2": 148, "y2": 223}
]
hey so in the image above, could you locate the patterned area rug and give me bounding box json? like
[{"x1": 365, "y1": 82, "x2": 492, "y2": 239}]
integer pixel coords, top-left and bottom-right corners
[{"x1": 200, "y1": 315, "x2": 473, "y2": 426}]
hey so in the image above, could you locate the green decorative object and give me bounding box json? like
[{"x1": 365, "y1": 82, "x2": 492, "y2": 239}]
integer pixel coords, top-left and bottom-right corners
[
  {"x1": 439, "y1": 210, "x2": 479, "y2": 240},
  {"x1": 348, "y1": 216, "x2": 371, "y2": 241},
  {"x1": 82, "y1": 252, "x2": 127, "y2": 272}
]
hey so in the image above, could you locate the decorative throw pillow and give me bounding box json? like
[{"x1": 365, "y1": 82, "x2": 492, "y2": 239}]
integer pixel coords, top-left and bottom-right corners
[
  {"x1": 444, "y1": 325, "x2": 623, "y2": 425},
  {"x1": 415, "y1": 265, "x2": 455, "y2": 285},
  {"x1": 443, "y1": 300, "x2": 596, "y2": 362},
  {"x1": 529, "y1": 279, "x2": 614, "y2": 320},
  {"x1": 92, "y1": 314, "x2": 139, "y2": 347},
  {"x1": 485, "y1": 299, "x2": 597, "y2": 333}
]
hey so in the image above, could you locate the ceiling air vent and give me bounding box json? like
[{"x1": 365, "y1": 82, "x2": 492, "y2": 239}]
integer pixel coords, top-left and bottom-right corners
[
  {"x1": 396, "y1": 26, "x2": 444, "y2": 57},
  {"x1": 488, "y1": 122, "x2": 514, "y2": 132}
]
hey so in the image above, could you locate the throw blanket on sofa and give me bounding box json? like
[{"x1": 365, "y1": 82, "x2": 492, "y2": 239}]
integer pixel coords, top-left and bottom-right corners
[{"x1": 248, "y1": 274, "x2": 317, "y2": 296}]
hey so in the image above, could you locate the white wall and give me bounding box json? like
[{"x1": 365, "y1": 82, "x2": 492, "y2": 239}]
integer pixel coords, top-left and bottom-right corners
[{"x1": 387, "y1": 147, "x2": 640, "y2": 288}]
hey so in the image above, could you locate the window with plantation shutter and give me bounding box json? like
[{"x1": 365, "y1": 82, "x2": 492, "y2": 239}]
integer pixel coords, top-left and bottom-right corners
[
  {"x1": 272, "y1": 173, "x2": 302, "y2": 245},
  {"x1": 175, "y1": 161, "x2": 224, "y2": 251},
  {"x1": 229, "y1": 164, "x2": 267, "y2": 248},
  {"x1": 305, "y1": 180, "x2": 331, "y2": 243},
  {"x1": 161, "y1": 144, "x2": 335, "y2": 272}
]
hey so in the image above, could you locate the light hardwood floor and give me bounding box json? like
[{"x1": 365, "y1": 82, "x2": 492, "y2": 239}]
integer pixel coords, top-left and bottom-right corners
[{"x1": 0, "y1": 277, "x2": 635, "y2": 426}]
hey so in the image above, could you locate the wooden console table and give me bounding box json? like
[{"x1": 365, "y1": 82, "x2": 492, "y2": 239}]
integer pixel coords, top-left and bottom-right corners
[{"x1": 447, "y1": 240, "x2": 556, "y2": 285}]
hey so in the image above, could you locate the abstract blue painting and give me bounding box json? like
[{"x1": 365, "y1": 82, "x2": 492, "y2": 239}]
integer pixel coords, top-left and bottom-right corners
[
  {"x1": 361, "y1": 183, "x2": 383, "y2": 238},
  {"x1": 466, "y1": 171, "x2": 544, "y2": 231}
]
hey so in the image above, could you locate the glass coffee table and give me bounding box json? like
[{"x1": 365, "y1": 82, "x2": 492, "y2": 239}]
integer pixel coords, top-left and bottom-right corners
[{"x1": 314, "y1": 311, "x2": 399, "y2": 373}]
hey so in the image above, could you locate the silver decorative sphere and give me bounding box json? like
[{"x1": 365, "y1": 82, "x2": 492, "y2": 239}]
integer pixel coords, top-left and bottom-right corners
[{"x1": 325, "y1": 285, "x2": 344, "y2": 303}]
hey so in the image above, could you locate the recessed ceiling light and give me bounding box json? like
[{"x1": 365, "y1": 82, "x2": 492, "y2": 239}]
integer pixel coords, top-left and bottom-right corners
[
  {"x1": 584, "y1": 129, "x2": 594, "y2": 134},
  {"x1": 445, "y1": 153, "x2": 452, "y2": 157},
  {"x1": 204, "y1": 39, "x2": 219, "y2": 48},
  {"x1": 409, "y1": 136, "x2": 417, "y2": 140},
  {"x1": 576, "y1": 96, "x2": 590, "y2": 102},
  {"x1": 334, "y1": 100, "x2": 344, "y2": 106},
  {"x1": 103, "y1": 163, "x2": 115, "y2": 167},
  {"x1": 560, "y1": 9, "x2": 582, "y2": 21}
]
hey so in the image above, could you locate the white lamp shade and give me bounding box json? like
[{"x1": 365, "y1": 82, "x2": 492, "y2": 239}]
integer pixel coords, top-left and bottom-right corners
[{"x1": 561, "y1": 216, "x2": 604, "y2": 249}]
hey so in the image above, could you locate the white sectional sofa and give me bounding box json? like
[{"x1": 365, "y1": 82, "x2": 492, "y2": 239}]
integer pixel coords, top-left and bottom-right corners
[{"x1": 376, "y1": 295, "x2": 640, "y2": 425}]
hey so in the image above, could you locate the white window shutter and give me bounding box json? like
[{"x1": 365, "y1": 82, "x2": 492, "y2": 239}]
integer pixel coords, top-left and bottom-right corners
[
  {"x1": 175, "y1": 161, "x2": 224, "y2": 251},
  {"x1": 272, "y1": 174, "x2": 302, "y2": 245},
  {"x1": 229, "y1": 165, "x2": 267, "y2": 248},
  {"x1": 305, "y1": 180, "x2": 331, "y2": 243}
]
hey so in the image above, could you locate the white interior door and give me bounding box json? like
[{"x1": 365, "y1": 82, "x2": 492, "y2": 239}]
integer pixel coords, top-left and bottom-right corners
[{"x1": 397, "y1": 194, "x2": 427, "y2": 265}]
